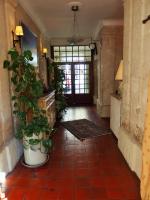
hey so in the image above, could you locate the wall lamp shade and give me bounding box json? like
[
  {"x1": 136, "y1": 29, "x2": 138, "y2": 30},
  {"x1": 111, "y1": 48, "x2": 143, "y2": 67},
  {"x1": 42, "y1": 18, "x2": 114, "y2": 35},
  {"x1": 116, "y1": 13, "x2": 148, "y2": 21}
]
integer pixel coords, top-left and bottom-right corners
[
  {"x1": 15, "y1": 26, "x2": 24, "y2": 36},
  {"x1": 115, "y1": 60, "x2": 123, "y2": 80},
  {"x1": 43, "y1": 48, "x2": 48, "y2": 54},
  {"x1": 42, "y1": 48, "x2": 48, "y2": 58},
  {"x1": 12, "y1": 25, "x2": 24, "y2": 48}
]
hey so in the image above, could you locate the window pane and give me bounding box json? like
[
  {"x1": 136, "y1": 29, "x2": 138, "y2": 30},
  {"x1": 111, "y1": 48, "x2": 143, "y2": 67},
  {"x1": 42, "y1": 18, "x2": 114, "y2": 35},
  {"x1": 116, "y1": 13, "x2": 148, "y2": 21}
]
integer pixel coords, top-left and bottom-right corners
[
  {"x1": 85, "y1": 65, "x2": 89, "y2": 70},
  {"x1": 85, "y1": 57, "x2": 91, "y2": 61},
  {"x1": 60, "y1": 46, "x2": 65, "y2": 51},
  {"x1": 75, "y1": 65, "x2": 79, "y2": 69},
  {"x1": 85, "y1": 46, "x2": 90, "y2": 50},
  {"x1": 75, "y1": 75, "x2": 79, "y2": 79},
  {"x1": 80, "y1": 80, "x2": 84, "y2": 84},
  {"x1": 79, "y1": 46, "x2": 84, "y2": 51},
  {"x1": 60, "y1": 57, "x2": 66, "y2": 62},
  {"x1": 80, "y1": 69, "x2": 84, "y2": 74},
  {"x1": 66, "y1": 75, "x2": 71, "y2": 79},
  {"x1": 75, "y1": 80, "x2": 79, "y2": 84},
  {"x1": 75, "y1": 70, "x2": 79, "y2": 74},
  {"x1": 66, "y1": 65, "x2": 71, "y2": 70},
  {"x1": 85, "y1": 80, "x2": 89, "y2": 84},
  {"x1": 85, "y1": 51, "x2": 91, "y2": 56},
  {"x1": 79, "y1": 65, "x2": 84, "y2": 70},
  {"x1": 60, "y1": 52, "x2": 66, "y2": 57},
  {"x1": 85, "y1": 83, "x2": 89, "y2": 88},
  {"x1": 54, "y1": 46, "x2": 59, "y2": 51},
  {"x1": 54, "y1": 52, "x2": 59, "y2": 57},
  {"x1": 85, "y1": 89, "x2": 89, "y2": 93},
  {"x1": 79, "y1": 51, "x2": 85, "y2": 56},
  {"x1": 66, "y1": 46, "x2": 72, "y2": 51},
  {"x1": 67, "y1": 52, "x2": 72, "y2": 57},
  {"x1": 75, "y1": 90, "x2": 80, "y2": 94},
  {"x1": 67, "y1": 57, "x2": 72, "y2": 62},
  {"x1": 73, "y1": 46, "x2": 78, "y2": 51},
  {"x1": 80, "y1": 84, "x2": 84, "y2": 89},
  {"x1": 75, "y1": 85, "x2": 80, "y2": 89},
  {"x1": 80, "y1": 89, "x2": 84, "y2": 93},
  {"x1": 73, "y1": 57, "x2": 78, "y2": 62},
  {"x1": 73, "y1": 52, "x2": 78, "y2": 56},
  {"x1": 85, "y1": 74, "x2": 89, "y2": 79},
  {"x1": 79, "y1": 57, "x2": 84, "y2": 62},
  {"x1": 67, "y1": 69, "x2": 71, "y2": 74}
]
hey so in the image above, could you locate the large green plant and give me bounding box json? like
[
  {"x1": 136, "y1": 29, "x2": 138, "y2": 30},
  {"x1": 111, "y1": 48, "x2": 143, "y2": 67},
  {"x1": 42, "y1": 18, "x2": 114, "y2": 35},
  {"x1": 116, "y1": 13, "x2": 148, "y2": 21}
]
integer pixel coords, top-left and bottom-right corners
[
  {"x1": 3, "y1": 49, "x2": 52, "y2": 152},
  {"x1": 48, "y1": 62, "x2": 67, "y2": 119}
]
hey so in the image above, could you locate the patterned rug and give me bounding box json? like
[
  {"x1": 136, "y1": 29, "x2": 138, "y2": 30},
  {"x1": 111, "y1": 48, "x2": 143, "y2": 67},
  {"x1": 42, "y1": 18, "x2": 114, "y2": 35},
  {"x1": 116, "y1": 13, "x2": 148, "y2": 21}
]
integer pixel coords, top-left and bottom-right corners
[{"x1": 61, "y1": 119, "x2": 111, "y2": 140}]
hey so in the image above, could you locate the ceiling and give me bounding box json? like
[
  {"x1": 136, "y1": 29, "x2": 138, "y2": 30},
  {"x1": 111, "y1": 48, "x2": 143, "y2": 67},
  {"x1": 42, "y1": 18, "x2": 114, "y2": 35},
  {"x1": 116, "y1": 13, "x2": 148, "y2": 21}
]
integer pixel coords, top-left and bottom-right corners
[{"x1": 18, "y1": 0, "x2": 124, "y2": 40}]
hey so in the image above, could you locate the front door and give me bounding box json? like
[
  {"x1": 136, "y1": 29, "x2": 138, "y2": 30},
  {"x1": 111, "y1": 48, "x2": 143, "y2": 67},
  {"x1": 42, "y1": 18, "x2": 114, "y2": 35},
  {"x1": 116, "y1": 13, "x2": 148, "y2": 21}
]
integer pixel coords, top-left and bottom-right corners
[
  {"x1": 61, "y1": 63, "x2": 93, "y2": 105},
  {"x1": 52, "y1": 45, "x2": 93, "y2": 106}
]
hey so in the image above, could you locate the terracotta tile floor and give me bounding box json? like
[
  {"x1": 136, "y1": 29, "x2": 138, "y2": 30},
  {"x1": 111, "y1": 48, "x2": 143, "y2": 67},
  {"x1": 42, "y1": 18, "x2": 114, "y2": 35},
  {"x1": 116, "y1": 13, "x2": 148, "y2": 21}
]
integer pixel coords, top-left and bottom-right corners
[{"x1": 5, "y1": 106, "x2": 141, "y2": 200}]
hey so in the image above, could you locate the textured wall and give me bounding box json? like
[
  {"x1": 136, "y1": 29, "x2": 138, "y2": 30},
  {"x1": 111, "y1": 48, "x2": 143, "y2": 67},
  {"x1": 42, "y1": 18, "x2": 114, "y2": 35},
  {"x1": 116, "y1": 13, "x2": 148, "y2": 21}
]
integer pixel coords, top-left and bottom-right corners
[
  {"x1": 0, "y1": 0, "x2": 17, "y2": 149},
  {"x1": 97, "y1": 26, "x2": 123, "y2": 117},
  {"x1": 16, "y1": 5, "x2": 49, "y2": 87},
  {"x1": 121, "y1": 0, "x2": 150, "y2": 145},
  {"x1": 0, "y1": 0, "x2": 49, "y2": 172}
]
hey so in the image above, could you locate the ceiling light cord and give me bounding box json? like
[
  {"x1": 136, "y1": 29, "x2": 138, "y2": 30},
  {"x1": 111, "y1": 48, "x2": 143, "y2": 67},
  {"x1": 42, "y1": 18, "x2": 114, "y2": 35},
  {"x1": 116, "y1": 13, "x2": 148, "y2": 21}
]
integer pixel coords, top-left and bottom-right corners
[
  {"x1": 72, "y1": 5, "x2": 80, "y2": 41},
  {"x1": 73, "y1": 11, "x2": 76, "y2": 38}
]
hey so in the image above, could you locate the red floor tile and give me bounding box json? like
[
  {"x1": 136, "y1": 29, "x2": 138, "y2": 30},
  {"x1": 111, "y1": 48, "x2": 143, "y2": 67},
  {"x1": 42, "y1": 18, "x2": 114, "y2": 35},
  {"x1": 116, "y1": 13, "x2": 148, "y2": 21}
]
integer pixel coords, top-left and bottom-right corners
[{"x1": 5, "y1": 106, "x2": 141, "y2": 200}]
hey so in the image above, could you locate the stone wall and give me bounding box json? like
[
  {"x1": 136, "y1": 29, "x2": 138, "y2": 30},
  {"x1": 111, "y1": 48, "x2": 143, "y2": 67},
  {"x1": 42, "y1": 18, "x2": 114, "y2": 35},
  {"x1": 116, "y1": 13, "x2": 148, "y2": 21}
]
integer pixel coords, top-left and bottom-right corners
[
  {"x1": 118, "y1": 0, "x2": 150, "y2": 177},
  {"x1": 121, "y1": 0, "x2": 150, "y2": 145},
  {"x1": 0, "y1": 0, "x2": 16, "y2": 152},
  {"x1": 0, "y1": 0, "x2": 50, "y2": 174},
  {"x1": 96, "y1": 25, "x2": 123, "y2": 117}
]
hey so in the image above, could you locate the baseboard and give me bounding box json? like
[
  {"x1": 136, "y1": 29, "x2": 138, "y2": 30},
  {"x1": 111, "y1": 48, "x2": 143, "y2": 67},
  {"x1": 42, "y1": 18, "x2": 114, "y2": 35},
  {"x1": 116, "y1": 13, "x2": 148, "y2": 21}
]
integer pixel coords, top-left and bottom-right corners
[
  {"x1": 0, "y1": 137, "x2": 23, "y2": 175},
  {"x1": 118, "y1": 126, "x2": 142, "y2": 178}
]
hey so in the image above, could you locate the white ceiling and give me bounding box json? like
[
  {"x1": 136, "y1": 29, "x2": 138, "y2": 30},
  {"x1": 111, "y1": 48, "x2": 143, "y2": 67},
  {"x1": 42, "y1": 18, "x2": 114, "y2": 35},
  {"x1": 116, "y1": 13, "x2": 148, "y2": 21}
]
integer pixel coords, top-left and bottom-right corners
[{"x1": 18, "y1": 0, "x2": 123, "y2": 40}]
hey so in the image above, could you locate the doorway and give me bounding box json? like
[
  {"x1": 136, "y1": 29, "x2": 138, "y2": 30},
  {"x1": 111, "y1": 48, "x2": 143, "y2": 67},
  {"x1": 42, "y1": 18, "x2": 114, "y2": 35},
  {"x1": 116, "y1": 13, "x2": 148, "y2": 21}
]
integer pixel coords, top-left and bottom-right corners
[
  {"x1": 52, "y1": 45, "x2": 93, "y2": 105},
  {"x1": 60, "y1": 63, "x2": 93, "y2": 105}
]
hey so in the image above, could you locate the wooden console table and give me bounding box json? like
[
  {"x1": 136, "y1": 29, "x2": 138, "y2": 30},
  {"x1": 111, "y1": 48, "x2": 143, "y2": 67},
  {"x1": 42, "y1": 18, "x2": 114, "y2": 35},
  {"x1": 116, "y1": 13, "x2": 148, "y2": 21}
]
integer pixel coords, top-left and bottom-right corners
[{"x1": 38, "y1": 91, "x2": 56, "y2": 127}]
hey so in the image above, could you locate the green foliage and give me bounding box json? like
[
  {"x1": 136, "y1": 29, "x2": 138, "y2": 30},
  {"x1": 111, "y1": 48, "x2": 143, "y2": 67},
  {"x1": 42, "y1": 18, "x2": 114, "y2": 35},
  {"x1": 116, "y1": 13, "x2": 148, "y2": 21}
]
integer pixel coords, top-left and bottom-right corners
[
  {"x1": 48, "y1": 62, "x2": 67, "y2": 119},
  {"x1": 3, "y1": 48, "x2": 53, "y2": 152}
]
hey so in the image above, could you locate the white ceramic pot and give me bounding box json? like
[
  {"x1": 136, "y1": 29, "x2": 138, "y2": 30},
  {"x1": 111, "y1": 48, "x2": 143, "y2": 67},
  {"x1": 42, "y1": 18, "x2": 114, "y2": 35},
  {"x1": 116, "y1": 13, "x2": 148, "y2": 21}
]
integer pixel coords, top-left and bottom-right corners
[
  {"x1": 23, "y1": 134, "x2": 47, "y2": 166},
  {"x1": 24, "y1": 147, "x2": 47, "y2": 166}
]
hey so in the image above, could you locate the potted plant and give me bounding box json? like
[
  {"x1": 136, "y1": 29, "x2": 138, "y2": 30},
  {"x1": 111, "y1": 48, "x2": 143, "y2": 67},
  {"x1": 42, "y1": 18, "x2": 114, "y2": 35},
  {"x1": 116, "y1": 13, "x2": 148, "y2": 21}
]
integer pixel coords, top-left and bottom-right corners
[
  {"x1": 3, "y1": 49, "x2": 53, "y2": 166},
  {"x1": 48, "y1": 62, "x2": 67, "y2": 120}
]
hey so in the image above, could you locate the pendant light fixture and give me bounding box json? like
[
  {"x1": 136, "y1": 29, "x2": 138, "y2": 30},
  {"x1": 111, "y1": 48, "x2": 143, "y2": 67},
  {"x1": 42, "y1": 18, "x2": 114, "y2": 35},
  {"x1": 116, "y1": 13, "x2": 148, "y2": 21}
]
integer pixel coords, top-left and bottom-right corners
[{"x1": 67, "y1": 1, "x2": 83, "y2": 45}]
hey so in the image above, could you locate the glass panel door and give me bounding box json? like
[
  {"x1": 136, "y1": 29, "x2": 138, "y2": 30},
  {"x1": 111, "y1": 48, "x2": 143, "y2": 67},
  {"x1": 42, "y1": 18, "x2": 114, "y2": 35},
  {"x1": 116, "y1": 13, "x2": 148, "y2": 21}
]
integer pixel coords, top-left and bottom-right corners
[
  {"x1": 74, "y1": 64, "x2": 90, "y2": 94},
  {"x1": 59, "y1": 63, "x2": 92, "y2": 105},
  {"x1": 60, "y1": 64, "x2": 72, "y2": 94}
]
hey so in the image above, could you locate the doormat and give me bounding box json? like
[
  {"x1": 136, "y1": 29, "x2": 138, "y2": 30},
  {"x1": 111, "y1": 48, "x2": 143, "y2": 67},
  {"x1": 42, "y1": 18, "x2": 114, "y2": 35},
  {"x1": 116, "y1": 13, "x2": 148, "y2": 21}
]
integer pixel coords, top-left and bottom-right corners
[{"x1": 61, "y1": 119, "x2": 111, "y2": 140}]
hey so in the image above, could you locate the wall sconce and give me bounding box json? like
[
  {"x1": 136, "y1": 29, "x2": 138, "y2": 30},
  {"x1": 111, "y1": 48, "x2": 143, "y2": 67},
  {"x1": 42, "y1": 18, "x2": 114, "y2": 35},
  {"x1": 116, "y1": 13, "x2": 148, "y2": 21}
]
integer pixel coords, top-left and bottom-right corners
[
  {"x1": 115, "y1": 60, "x2": 123, "y2": 81},
  {"x1": 115, "y1": 60, "x2": 123, "y2": 97},
  {"x1": 142, "y1": 15, "x2": 150, "y2": 24},
  {"x1": 89, "y1": 37, "x2": 98, "y2": 55},
  {"x1": 12, "y1": 25, "x2": 24, "y2": 48},
  {"x1": 42, "y1": 48, "x2": 48, "y2": 58}
]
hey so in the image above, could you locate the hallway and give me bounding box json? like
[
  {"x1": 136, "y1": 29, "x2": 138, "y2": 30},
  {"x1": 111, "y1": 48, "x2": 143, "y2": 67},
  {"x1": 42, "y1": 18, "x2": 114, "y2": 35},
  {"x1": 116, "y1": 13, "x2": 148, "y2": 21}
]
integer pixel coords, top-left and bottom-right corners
[{"x1": 5, "y1": 107, "x2": 140, "y2": 200}]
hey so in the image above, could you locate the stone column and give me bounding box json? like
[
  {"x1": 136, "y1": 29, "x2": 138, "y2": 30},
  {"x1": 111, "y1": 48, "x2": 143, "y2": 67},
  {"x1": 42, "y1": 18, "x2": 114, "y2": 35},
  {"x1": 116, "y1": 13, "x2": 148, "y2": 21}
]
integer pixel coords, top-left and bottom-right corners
[
  {"x1": 118, "y1": 0, "x2": 150, "y2": 178},
  {"x1": 97, "y1": 25, "x2": 123, "y2": 117},
  {"x1": 0, "y1": 0, "x2": 22, "y2": 173}
]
